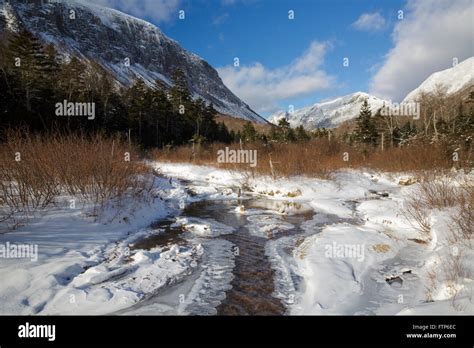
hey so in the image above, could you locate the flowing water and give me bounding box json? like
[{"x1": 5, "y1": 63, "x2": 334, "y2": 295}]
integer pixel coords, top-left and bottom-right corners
[{"x1": 122, "y1": 196, "x2": 315, "y2": 315}]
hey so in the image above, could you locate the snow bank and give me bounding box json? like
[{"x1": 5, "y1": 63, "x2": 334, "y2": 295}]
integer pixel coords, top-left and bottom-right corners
[
  {"x1": 2, "y1": 160, "x2": 472, "y2": 315},
  {"x1": 157, "y1": 162, "x2": 474, "y2": 315},
  {"x1": 0, "y1": 175, "x2": 190, "y2": 314}
]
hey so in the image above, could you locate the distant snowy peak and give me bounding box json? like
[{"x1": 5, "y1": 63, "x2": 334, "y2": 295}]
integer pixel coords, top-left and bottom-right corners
[
  {"x1": 403, "y1": 57, "x2": 474, "y2": 102},
  {"x1": 269, "y1": 57, "x2": 474, "y2": 130},
  {"x1": 0, "y1": 0, "x2": 265, "y2": 123},
  {"x1": 268, "y1": 92, "x2": 388, "y2": 130}
]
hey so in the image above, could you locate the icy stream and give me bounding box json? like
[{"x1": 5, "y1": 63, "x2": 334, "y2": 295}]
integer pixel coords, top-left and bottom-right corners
[{"x1": 117, "y1": 196, "x2": 317, "y2": 315}]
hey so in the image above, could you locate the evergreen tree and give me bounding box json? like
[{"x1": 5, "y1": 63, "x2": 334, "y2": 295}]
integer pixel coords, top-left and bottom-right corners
[
  {"x1": 296, "y1": 125, "x2": 310, "y2": 141},
  {"x1": 7, "y1": 30, "x2": 51, "y2": 112},
  {"x1": 126, "y1": 78, "x2": 149, "y2": 143},
  {"x1": 269, "y1": 125, "x2": 279, "y2": 141},
  {"x1": 170, "y1": 67, "x2": 190, "y2": 109},
  {"x1": 229, "y1": 129, "x2": 236, "y2": 143},
  {"x1": 58, "y1": 56, "x2": 86, "y2": 101},
  {"x1": 275, "y1": 118, "x2": 296, "y2": 142},
  {"x1": 242, "y1": 121, "x2": 258, "y2": 142},
  {"x1": 201, "y1": 102, "x2": 218, "y2": 141},
  {"x1": 43, "y1": 44, "x2": 60, "y2": 86},
  {"x1": 0, "y1": 66, "x2": 14, "y2": 129},
  {"x1": 150, "y1": 83, "x2": 174, "y2": 146},
  {"x1": 286, "y1": 127, "x2": 297, "y2": 142},
  {"x1": 354, "y1": 99, "x2": 378, "y2": 146},
  {"x1": 102, "y1": 90, "x2": 129, "y2": 134},
  {"x1": 216, "y1": 122, "x2": 232, "y2": 143},
  {"x1": 0, "y1": 32, "x2": 293, "y2": 149},
  {"x1": 453, "y1": 107, "x2": 474, "y2": 149}
]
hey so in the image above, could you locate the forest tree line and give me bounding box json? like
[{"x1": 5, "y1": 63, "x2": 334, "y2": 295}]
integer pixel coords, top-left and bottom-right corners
[
  {"x1": 0, "y1": 29, "x2": 234, "y2": 147},
  {"x1": 0, "y1": 29, "x2": 472, "y2": 155}
]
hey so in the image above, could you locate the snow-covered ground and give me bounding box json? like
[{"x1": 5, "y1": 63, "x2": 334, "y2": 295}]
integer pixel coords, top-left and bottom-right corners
[
  {"x1": 155, "y1": 162, "x2": 474, "y2": 315},
  {"x1": 0, "y1": 162, "x2": 472, "y2": 315},
  {"x1": 0, "y1": 175, "x2": 193, "y2": 314}
]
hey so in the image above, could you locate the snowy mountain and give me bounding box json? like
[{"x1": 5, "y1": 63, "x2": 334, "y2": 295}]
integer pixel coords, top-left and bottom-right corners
[
  {"x1": 268, "y1": 57, "x2": 473, "y2": 130},
  {"x1": 0, "y1": 0, "x2": 265, "y2": 123},
  {"x1": 403, "y1": 57, "x2": 474, "y2": 102},
  {"x1": 268, "y1": 92, "x2": 388, "y2": 129}
]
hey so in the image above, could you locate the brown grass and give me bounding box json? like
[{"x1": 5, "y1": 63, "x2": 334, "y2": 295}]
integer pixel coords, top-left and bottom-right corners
[
  {"x1": 156, "y1": 139, "x2": 472, "y2": 247},
  {"x1": 215, "y1": 114, "x2": 274, "y2": 134},
  {"x1": 372, "y1": 244, "x2": 391, "y2": 253},
  {"x1": 152, "y1": 139, "x2": 460, "y2": 178},
  {"x1": 0, "y1": 131, "x2": 153, "y2": 228}
]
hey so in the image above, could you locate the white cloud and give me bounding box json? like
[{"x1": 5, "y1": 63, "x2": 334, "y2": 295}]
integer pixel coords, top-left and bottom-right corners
[
  {"x1": 217, "y1": 42, "x2": 334, "y2": 113},
  {"x1": 370, "y1": 0, "x2": 473, "y2": 101},
  {"x1": 352, "y1": 12, "x2": 386, "y2": 31},
  {"x1": 212, "y1": 13, "x2": 229, "y2": 25},
  {"x1": 92, "y1": 0, "x2": 180, "y2": 23}
]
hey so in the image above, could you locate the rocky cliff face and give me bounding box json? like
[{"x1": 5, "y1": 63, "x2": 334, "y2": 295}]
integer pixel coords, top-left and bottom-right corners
[{"x1": 0, "y1": 0, "x2": 265, "y2": 122}]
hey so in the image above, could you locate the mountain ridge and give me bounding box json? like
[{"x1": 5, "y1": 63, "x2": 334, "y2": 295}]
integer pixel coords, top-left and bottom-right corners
[
  {"x1": 268, "y1": 92, "x2": 389, "y2": 129},
  {"x1": 403, "y1": 57, "x2": 474, "y2": 102},
  {"x1": 268, "y1": 57, "x2": 473, "y2": 130},
  {"x1": 0, "y1": 0, "x2": 267, "y2": 123}
]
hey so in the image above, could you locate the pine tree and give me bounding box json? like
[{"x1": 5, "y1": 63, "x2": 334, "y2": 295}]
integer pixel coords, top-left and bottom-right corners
[
  {"x1": 276, "y1": 118, "x2": 296, "y2": 142},
  {"x1": 242, "y1": 121, "x2": 258, "y2": 142},
  {"x1": 126, "y1": 78, "x2": 149, "y2": 143},
  {"x1": 102, "y1": 90, "x2": 129, "y2": 133},
  {"x1": 7, "y1": 30, "x2": 50, "y2": 112},
  {"x1": 398, "y1": 122, "x2": 417, "y2": 145},
  {"x1": 150, "y1": 83, "x2": 173, "y2": 146},
  {"x1": 354, "y1": 99, "x2": 378, "y2": 146},
  {"x1": 58, "y1": 56, "x2": 86, "y2": 101},
  {"x1": 269, "y1": 125, "x2": 279, "y2": 141},
  {"x1": 43, "y1": 44, "x2": 60, "y2": 86},
  {"x1": 216, "y1": 122, "x2": 232, "y2": 143},
  {"x1": 286, "y1": 127, "x2": 297, "y2": 142},
  {"x1": 296, "y1": 125, "x2": 310, "y2": 141},
  {"x1": 453, "y1": 107, "x2": 474, "y2": 149},
  {"x1": 170, "y1": 67, "x2": 190, "y2": 110},
  {"x1": 0, "y1": 66, "x2": 13, "y2": 125}
]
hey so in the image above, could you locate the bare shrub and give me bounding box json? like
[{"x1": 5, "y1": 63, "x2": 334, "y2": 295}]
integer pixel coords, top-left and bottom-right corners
[
  {"x1": 449, "y1": 177, "x2": 474, "y2": 245},
  {"x1": 417, "y1": 172, "x2": 459, "y2": 209},
  {"x1": 403, "y1": 172, "x2": 471, "y2": 240},
  {"x1": 152, "y1": 139, "x2": 459, "y2": 178},
  {"x1": 0, "y1": 131, "x2": 153, "y2": 229},
  {"x1": 443, "y1": 250, "x2": 468, "y2": 285},
  {"x1": 442, "y1": 250, "x2": 471, "y2": 311},
  {"x1": 404, "y1": 195, "x2": 432, "y2": 238},
  {"x1": 425, "y1": 267, "x2": 437, "y2": 302}
]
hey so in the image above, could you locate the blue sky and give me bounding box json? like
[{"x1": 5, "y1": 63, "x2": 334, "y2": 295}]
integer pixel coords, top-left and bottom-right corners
[{"x1": 94, "y1": 0, "x2": 473, "y2": 117}]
